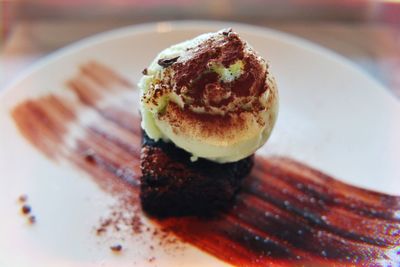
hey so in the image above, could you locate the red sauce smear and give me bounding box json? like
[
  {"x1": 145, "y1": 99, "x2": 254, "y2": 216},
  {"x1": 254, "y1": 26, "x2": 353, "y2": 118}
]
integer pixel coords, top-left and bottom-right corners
[{"x1": 11, "y1": 61, "x2": 400, "y2": 266}]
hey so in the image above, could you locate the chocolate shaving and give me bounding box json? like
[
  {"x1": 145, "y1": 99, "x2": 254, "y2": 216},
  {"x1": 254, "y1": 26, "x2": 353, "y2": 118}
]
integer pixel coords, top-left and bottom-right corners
[
  {"x1": 157, "y1": 56, "x2": 180, "y2": 68},
  {"x1": 222, "y1": 28, "x2": 233, "y2": 36},
  {"x1": 142, "y1": 68, "x2": 148, "y2": 75}
]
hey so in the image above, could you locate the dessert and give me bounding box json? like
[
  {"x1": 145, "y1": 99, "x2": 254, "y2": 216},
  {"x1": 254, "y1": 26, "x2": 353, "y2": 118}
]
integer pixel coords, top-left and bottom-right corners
[{"x1": 139, "y1": 29, "x2": 278, "y2": 216}]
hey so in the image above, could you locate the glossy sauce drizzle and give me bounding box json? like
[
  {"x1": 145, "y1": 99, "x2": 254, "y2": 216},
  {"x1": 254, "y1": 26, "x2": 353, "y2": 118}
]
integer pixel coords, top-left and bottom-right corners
[{"x1": 12, "y1": 61, "x2": 400, "y2": 266}]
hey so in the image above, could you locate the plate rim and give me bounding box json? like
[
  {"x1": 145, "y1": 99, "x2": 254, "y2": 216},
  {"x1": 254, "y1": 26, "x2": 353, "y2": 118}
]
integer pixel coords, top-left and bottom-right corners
[{"x1": 0, "y1": 19, "x2": 397, "y2": 103}]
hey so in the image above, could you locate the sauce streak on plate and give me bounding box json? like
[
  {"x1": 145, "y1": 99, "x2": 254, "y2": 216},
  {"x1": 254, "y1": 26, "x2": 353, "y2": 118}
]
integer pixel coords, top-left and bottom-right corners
[{"x1": 11, "y1": 61, "x2": 400, "y2": 266}]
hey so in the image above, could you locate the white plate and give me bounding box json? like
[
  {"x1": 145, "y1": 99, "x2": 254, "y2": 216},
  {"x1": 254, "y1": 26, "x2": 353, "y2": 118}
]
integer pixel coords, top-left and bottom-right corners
[{"x1": 0, "y1": 21, "x2": 399, "y2": 267}]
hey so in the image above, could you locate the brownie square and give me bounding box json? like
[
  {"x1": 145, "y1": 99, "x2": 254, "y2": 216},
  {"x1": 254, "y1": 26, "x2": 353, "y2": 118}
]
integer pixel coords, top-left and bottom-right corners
[{"x1": 140, "y1": 132, "x2": 253, "y2": 217}]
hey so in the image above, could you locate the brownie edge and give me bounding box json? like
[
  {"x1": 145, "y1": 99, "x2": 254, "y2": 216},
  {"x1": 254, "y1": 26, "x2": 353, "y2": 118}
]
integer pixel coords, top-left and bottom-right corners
[{"x1": 140, "y1": 133, "x2": 254, "y2": 217}]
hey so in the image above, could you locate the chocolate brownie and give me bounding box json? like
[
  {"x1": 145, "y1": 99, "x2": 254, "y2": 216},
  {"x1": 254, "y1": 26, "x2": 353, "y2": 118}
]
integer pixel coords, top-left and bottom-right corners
[{"x1": 140, "y1": 133, "x2": 253, "y2": 217}]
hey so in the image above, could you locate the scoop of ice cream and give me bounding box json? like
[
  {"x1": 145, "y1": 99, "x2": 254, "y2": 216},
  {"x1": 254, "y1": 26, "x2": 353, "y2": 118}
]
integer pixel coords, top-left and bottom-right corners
[{"x1": 139, "y1": 29, "x2": 278, "y2": 163}]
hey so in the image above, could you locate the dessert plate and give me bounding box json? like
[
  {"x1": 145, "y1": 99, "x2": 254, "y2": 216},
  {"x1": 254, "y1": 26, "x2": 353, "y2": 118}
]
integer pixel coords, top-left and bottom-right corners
[{"x1": 0, "y1": 21, "x2": 399, "y2": 267}]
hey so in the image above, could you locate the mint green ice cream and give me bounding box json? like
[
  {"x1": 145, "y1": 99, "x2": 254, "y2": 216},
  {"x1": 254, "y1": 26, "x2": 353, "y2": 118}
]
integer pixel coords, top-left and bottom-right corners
[{"x1": 139, "y1": 29, "x2": 278, "y2": 163}]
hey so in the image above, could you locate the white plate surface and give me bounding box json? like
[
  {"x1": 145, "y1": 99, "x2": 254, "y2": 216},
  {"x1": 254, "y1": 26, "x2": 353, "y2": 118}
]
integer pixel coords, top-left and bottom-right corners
[{"x1": 0, "y1": 21, "x2": 399, "y2": 267}]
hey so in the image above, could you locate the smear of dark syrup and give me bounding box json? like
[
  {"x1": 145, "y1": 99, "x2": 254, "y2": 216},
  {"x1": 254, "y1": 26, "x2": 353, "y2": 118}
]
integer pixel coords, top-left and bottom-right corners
[{"x1": 11, "y1": 61, "x2": 400, "y2": 266}]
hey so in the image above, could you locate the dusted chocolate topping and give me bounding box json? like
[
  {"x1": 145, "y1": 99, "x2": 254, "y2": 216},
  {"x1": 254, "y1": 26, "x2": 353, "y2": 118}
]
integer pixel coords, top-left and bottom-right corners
[
  {"x1": 172, "y1": 32, "x2": 245, "y2": 87},
  {"x1": 140, "y1": 29, "x2": 278, "y2": 162},
  {"x1": 144, "y1": 29, "x2": 269, "y2": 114},
  {"x1": 172, "y1": 31, "x2": 267, "y2": 110},
  {"x1": 159, "y1": 102, "x2": 249, "y2": 140}
]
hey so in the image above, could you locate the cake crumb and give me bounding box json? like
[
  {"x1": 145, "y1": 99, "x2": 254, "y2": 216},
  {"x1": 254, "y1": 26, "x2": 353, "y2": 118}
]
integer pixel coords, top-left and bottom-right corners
[
  {"x1": 18, "y1": 196, "x2": 36, "y2": 225},
  {"x1": 18, "y1": 195, "x2": 28, "y2": 203},
  {"x1": 28, "y1": 215, "x2": 36, "y2": 224},
  {"x1": 21, "y1": 205, "x2": 31, "y2": 215},
  {"x1": 84, "y1": 149, "x2": 96, "y2": 163},
  {"x1": 110, "y1": 244, "x2": 122, "y2": 252}
]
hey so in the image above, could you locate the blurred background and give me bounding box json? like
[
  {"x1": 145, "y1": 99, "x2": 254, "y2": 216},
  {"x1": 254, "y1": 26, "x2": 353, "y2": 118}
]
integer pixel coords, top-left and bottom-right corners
[{"x1": 1, "y1": 0, "x2": 400, "y2": 97}]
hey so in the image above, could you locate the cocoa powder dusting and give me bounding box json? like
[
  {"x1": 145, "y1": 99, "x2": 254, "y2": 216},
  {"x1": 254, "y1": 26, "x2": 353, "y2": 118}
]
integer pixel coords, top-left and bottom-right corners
[
  {"x1": 159, "y1": 102, "x2": 248, "y2": 140},
  {"x1": 171, "y1": 30, "x2": 267, "y2": 107},
  {"x1": 94, "y1": 195, "x2": 143, "y2": 236}
]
